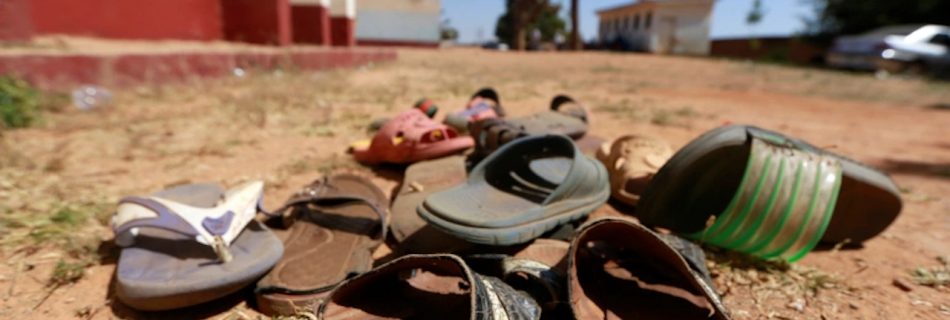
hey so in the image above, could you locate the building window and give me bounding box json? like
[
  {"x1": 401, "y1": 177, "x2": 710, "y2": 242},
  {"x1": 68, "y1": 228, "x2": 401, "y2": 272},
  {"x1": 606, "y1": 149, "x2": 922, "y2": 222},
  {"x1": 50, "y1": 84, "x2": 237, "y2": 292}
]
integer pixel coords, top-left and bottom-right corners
[
  {"x1": 634, "y1": 14, "x2": 640, "y2": 30},
  {"x1": 645, "y1": 12, "x2": 653, "y2": 29}
]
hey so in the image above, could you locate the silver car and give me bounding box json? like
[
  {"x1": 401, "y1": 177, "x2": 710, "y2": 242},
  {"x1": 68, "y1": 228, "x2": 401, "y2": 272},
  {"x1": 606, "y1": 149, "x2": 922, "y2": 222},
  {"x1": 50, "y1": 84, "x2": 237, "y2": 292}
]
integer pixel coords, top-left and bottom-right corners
[
  {"x1": 877, "y1": 24, "x2": 950, "y2": 77},
  {"x1": 827, "y1": 25, "x2": 921, "y2": 71}
]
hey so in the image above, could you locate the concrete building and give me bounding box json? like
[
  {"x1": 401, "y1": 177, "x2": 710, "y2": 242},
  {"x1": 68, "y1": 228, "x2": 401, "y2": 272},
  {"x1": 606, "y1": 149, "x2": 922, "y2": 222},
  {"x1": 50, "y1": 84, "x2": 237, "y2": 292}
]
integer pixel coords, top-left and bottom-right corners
[
  {"x1": 597, "y1": 0, "x2": 714, "y2": 55},
  {"x1": 355, "y1": 0, "x2": 441, "y2": 47}
]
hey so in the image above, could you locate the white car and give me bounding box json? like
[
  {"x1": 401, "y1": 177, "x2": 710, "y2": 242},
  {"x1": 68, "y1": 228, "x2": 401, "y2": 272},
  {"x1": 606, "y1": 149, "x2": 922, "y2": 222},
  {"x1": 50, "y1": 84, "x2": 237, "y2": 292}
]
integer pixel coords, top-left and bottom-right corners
[{"x1": 878, "y1": 24, "x2": 950, "y2": 77}]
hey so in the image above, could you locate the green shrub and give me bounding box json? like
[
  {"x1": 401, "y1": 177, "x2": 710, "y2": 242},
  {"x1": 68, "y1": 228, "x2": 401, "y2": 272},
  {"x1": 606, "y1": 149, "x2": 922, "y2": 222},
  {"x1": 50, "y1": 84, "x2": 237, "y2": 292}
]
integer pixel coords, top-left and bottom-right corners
[{"x1": 0, "y1": 75, "x2": 41, "y2": 129}]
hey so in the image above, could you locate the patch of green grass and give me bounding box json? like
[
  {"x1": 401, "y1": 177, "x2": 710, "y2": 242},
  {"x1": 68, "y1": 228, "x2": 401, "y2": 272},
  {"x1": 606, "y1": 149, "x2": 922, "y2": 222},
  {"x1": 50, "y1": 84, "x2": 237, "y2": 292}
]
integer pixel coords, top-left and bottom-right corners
[
  {"x1": 50, "y1": 206, "x2": 85, "y2": 226},
  {"x1": 591, "y1": 64, "x2": 622, "y2": 73},
  {"x1": 595, "y1": 98, "x2": 644, "y2": 119},
  {"x1": 0, "y1": 75, "x2": 42, "y2": 129},
  {"x1": 1, "y1": 200, "x2": 110, "y2": 253},
  {"x1": 651, "y1": 106, "x2": 699, "y2": 127},
  {"x1": 911, "y1": 256, "x2": 950, "y2": 287},
  {"x1": 651, "y1": 110, "x2": 675, "y2": 126},
  {"x1": 48, "y1": 258, "x2": 90, "y2": 287},
  {"x1": 279, "y1": 154, "x2": 364, "y2": 177}
]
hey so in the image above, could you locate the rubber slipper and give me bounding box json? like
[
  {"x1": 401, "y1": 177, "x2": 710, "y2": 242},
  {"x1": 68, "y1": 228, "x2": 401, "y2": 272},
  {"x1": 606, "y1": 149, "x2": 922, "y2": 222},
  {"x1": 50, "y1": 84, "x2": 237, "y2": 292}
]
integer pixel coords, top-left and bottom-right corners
[
  {"x1": 255, "y1": 174, "x2": 389, "y2": 315},
  {"x1": 351, "y1": 108, "x2": 474, "y2": 165},
  {"x1": 112, "y1": 181, "x2": 283, "y2": 311},
  {"x1": 469, "y1": 117, "x2": 605, "y2": 163},
  {"x1": 595, "y1": 135, "x2": 674, "y2": 206},
  {"x1": 367, "y1": 98, "x2": 439, "y2": 131},
  {"x1": 637, "y1": 125, "x2": 902, "y2": 261},
  {"x1": 389, "y1": 155, "x2": 473, "y2": 254},
  {"x1": 509, "y1": 95, "x2": 589, "y2": 139},
  {"x1": 569, "y1": 217, "x2": 729, "y2": 320},
  {"x1": 444, "y1": 87, "x2": 506, "y2": 133},
  {"x1": 318, "y1": 254, "x2": 541, "y2": 320},
  {"x1": 419, "y1": 134, "x2": 610, "y2": 245}
]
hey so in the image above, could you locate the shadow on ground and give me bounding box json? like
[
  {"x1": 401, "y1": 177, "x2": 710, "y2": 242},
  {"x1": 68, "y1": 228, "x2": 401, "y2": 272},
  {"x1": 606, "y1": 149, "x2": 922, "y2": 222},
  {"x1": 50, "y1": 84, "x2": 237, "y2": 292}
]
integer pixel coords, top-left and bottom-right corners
[{"x1": 879, "y1": 159, "x2": 950, "y2": 180}]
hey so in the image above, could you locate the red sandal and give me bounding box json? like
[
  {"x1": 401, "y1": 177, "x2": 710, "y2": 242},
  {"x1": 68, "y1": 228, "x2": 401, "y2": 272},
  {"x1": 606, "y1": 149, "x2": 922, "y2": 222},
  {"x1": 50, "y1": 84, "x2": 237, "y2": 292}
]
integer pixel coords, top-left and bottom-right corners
[{"x1": 351, "y1": 108, "x2": 473, "y2": 164}]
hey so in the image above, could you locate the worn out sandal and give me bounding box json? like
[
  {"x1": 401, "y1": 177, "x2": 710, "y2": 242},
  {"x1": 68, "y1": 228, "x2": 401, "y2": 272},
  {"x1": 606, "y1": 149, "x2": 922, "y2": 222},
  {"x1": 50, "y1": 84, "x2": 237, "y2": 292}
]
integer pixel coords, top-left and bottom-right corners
[
  {"x1": 637, "y1": 125, "x2": 902, "y2": 261},
  {"x1": 255, "y1": 174, "x2": 389, "y2": 315},
  {"x1": 112, "y1": 181, "x2": 282, "y2": 311}
]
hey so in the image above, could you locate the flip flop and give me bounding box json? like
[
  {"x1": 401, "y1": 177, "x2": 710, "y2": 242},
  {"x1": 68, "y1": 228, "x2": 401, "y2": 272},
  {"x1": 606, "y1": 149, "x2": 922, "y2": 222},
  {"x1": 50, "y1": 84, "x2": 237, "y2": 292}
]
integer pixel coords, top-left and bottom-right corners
[
  {"x1": 112, "y1": 181, "x2": 283, "y2": 311},
  {"x1": 568, "y1": 217, "x2": 730, "y2": 320},
  {"x1": 595, "y1": 135, "x2": 674, "y2": 206},
  {"x1": 419, "y1": 134, "x2": 610, "y2": 245},
  {"x1": 318, "y1": 254, "x2": 541, "y2": 320},
  {"x1": 389, "y1": 155, "x2": 473, "y2": 254},
  {"x1": 444, "y1": 87, "x2": 506, "y2": 133},
  {"x1": 255, "y1": 174, "x2": 389, "y2": 315},
  {"x1": 637, "y1": 125, "x2": 902, "y2": 261},
  {"x1": 351, "y1": 108, "x2": 474, "y2": 165}
]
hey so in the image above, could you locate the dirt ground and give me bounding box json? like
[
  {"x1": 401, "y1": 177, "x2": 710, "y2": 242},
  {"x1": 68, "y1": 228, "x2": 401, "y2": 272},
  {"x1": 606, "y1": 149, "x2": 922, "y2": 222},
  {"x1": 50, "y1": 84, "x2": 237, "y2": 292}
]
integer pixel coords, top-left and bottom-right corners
[{"x1": 1, "y1": 47, "x2": 948, "y2": 319}]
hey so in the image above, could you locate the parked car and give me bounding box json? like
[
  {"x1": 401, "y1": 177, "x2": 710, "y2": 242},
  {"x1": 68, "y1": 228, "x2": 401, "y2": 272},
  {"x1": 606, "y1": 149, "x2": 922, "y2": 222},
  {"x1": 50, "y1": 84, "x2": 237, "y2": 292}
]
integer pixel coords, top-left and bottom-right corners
[
  {"x1": 826, "y1": 25, "x2": 922, "y2": 70},
  {"x1": 877, "y1": 24, "x2": 950, "y2": 77},
  {"x1": 481, "y1": 41, "x2": 509, "y2": 51}
]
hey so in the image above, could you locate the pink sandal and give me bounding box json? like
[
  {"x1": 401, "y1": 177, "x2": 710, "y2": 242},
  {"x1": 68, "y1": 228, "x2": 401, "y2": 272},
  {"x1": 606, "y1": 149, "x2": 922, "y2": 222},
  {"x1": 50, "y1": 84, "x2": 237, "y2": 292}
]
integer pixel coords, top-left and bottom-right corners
[{"x1": 351, "y1": 108, "x2": 474, "y2": 164}]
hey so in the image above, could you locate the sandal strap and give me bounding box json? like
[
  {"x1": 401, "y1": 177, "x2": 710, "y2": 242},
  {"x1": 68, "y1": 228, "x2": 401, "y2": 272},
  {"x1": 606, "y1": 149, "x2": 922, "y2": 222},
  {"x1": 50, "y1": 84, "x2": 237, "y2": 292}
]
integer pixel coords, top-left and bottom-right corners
[
  {"x1": 689, "y1": 138, "x2": 842, "y2": 262},
  {"x1": 111, "y1": 181, "x2": 265, "y2": 262},
  {"x1": 471, "y1": 118, "x2": 528, "y2": 158},
  {"x1": 274, "y1": 177, "x2": 388, "y2": 240},
  {"x1": 549, "y1": 95, "x2": 588, "y2": 123}
]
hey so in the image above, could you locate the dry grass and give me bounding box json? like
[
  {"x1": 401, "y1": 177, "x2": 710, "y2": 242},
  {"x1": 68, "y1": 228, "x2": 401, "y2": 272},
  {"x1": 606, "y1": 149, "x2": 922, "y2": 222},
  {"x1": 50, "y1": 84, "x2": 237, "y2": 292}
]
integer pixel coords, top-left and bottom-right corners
[
  {"x1": 912, "y1": 256, "x2": 950, "y2": 287},
  {"x1": 0, "y1": 48, "x2": 948, "y2": 318}
]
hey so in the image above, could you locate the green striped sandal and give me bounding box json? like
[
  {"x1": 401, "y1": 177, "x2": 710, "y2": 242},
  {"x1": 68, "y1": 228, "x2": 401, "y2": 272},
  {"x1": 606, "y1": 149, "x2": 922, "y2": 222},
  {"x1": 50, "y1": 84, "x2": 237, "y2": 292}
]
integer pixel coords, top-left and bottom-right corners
[{"x1": 636, "y1": 125, "x2": 902, "y2": 262}]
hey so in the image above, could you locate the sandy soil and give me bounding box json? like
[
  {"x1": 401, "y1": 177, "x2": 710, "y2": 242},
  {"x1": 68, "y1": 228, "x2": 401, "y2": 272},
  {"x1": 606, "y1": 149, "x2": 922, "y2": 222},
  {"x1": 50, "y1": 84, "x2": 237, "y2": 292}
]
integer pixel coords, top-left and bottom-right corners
[{"x1": 0, "y1": 47, "x2": 948, "y2": 319}]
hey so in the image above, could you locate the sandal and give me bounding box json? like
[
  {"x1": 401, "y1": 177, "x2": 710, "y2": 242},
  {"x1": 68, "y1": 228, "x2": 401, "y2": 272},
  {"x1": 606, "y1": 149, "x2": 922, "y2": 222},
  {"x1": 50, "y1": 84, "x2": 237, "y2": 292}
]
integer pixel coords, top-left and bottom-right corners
[
  {"x1": 568, "y1": 217, "x2": 729, "y2": 319},
  {"x1": 419, "y1": 135, "x2": 609, "y2": 245},
  {"x1": 389, "y1": 155, "x2": 473, "y2": 254},
  {"x1": 444, "y1": 87, "x2": 506, "y2": 133},
  {"x1": 112, "y1": 181, "x2": 283, "y2": 311},
  {"x1": 318, "y1": 254, "x2": 541, "y2": 320},
  {"x1": 351, "y1": 108, "x2": 473, "y2": 164},
  {"x1": 255, "y1": 174, "x2": 389, "y2": 315},
  {"x1": 637, "y1": 125, "x2": 902, "y2": 261},
  {"x1": 595, "y1": 135, "x2": 674, "y2": 206}
]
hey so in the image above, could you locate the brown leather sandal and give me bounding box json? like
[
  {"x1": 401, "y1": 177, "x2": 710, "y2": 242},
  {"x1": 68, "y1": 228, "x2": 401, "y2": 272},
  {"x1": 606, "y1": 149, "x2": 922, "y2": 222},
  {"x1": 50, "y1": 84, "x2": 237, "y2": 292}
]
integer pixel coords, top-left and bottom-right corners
[{"x1": 255, "y1": 174, "x2": 389, "y2": 316}]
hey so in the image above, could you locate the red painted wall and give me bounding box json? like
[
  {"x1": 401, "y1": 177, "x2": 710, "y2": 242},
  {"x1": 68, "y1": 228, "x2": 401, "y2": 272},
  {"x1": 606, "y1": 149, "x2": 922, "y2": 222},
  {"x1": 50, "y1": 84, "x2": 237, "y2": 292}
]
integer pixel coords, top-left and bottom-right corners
[
  {"x1": 28, "y1": 0, "x2": 222, "y2": 40},
  {"x1": 330, "y1": 17, "x2": 355, "y2": 47},
  {"x1": 291, "y1": 5, "x2": 330, "y2": 45},
  {"x1": 0, "y1": 0, "x2": 33, "y2": 41},
  {"x1": 222, "y1": 0, "x2": 292, "y2": 46}
]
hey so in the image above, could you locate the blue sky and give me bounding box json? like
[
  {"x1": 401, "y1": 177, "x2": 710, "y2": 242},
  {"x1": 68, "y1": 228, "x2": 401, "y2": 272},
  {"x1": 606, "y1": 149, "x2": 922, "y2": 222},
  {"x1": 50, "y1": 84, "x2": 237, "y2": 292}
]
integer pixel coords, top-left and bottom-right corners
[{"x1": 442, "y1": 0, "x2": 817, "y2": 43}]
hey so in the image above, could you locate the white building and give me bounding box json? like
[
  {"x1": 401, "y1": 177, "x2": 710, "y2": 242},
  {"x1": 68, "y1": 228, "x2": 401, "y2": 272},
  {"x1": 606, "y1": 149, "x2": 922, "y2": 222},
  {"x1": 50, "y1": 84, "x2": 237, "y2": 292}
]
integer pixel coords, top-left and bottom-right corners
[
  {"x1": 597, "y1": 0, "x2": 713, "y2": 55},
  {"x1": 355, "y1": 0, "x2": 441, "y2": 47}
]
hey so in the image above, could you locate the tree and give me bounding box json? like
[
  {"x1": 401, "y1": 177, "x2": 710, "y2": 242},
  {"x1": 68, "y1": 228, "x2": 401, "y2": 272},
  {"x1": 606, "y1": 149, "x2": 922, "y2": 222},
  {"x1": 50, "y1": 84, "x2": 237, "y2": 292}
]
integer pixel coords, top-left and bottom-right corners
[
  {"x1": 805, "y1": 0, "x2": 950, "y2": 42},
  {"x1": 569, "y1": 0, "x2": 581, "y2": 50},
  {"x1": 745, "y1": 0, "x2": 764, "y2": 27},
  {"x1": 745, "y1": 0, "x2": 766, "y2": 50},
  {"x1": 495, "y1": 0, "x2": 566, "y2": 50},
  {"x1": 440, "y1": 18, "x2": 458, "y2": 41}
]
